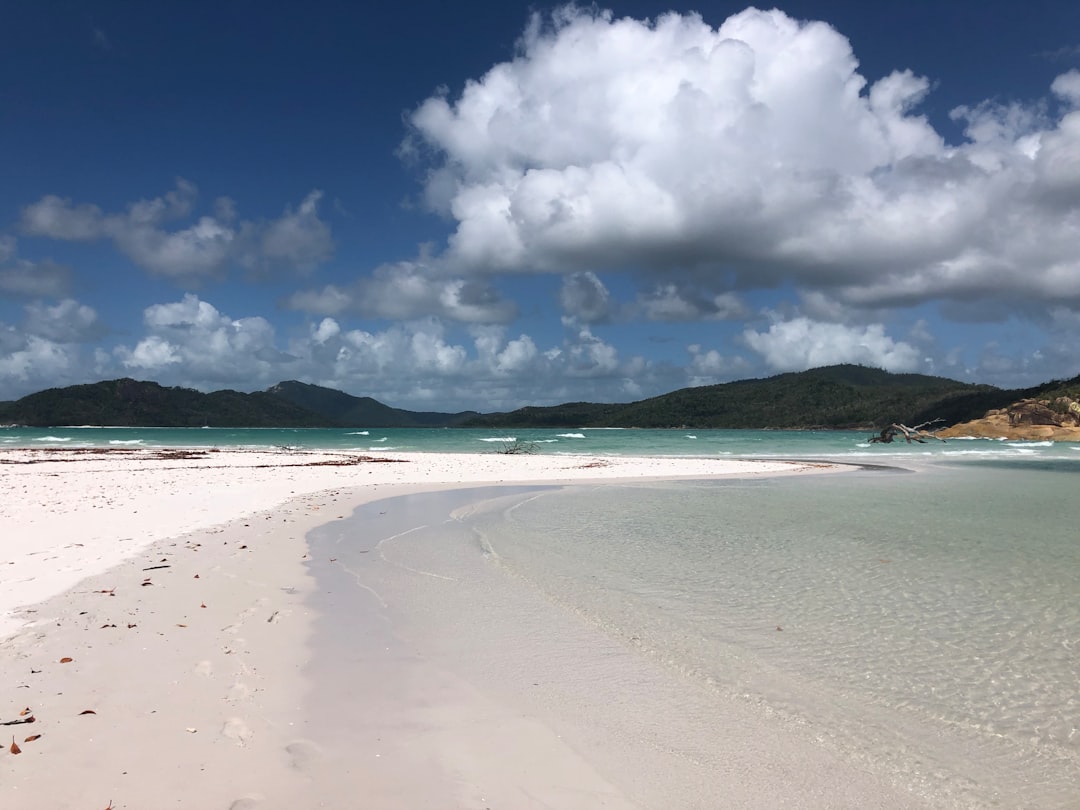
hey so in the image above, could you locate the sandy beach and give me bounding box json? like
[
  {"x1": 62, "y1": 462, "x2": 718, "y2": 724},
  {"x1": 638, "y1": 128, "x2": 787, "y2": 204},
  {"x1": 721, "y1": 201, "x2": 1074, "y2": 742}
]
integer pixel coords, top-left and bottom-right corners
[{"x1": 0, "y1": 448, "x2": 927, "y2": 809}]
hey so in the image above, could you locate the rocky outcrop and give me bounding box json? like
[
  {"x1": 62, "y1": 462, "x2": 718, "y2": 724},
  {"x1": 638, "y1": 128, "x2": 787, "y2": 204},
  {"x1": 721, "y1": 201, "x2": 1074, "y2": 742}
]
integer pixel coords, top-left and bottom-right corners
[{"x1": 939, "y1": 396, "x2": 1080, "y2": 441}]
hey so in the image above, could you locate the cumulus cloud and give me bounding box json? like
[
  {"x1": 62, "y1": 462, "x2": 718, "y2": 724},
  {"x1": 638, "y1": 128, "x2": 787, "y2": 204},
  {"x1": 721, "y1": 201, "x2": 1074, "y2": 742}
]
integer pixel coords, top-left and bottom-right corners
[
  {"x1": 0, "y1": 298, "x2": 104, "y2": 396},
  {"x1": 66, "y1": 292, "x2": 658, "y2": 410},
  {"x1": 0, "y1": 237, "x2": 73, "y2": 297},
  {"x1": 1051, "y1": 69, "x2": 1080, "y2": 107},
  {"x1": 637, "y1": 285, "x2": 747, "y2": 321},
  {"x1": 559, "y1": 272, "x2": 613, "y2": 323},
  {"x1": 0, "y1": 331, "x2": 83, "y2": 389},
  {"x1": 399, "y1": 5, "x2": 1080, "y2": 322},
  {"x1": 115, "y1": 294, "x2": 287, "y2": 387},
  {"x1": 687, "y1": 343, "x2": 749, "y2": 384},
  {"x1": 743, "y1": 315, "x2": 921, "y2": 372},
  {"x1": 21, "y1": 180, "x2": 334, "y2": 281},
  {"x1": 251, "y1": 190, "x2": 334, "y2": 274},
  {"x1": 23, "y1": 299, "x2": 103, "y2": 343},
  {"x1": 286, "y1": 261, "x2": 517, "y2": 324}
]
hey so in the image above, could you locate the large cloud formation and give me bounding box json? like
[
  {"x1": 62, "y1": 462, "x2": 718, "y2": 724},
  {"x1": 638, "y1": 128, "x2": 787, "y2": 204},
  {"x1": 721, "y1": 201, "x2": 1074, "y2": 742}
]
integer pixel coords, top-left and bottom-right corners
[
  {"x1": 4, "y1": 6, "x2": 1080, "y2": 407},
  {"x1": 403, "y1": 6, "x2": 1080, "y2": 317}
]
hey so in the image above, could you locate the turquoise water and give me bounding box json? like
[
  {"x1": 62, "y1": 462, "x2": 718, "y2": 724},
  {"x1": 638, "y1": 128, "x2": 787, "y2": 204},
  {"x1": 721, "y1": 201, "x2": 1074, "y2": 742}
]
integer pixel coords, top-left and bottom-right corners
[
  {"x1": 454, "y1": 464, "x2": 1080, "y2": 806},
  {"x1": 3, "y1": 423, "x2": 1080, "y2": 465}
]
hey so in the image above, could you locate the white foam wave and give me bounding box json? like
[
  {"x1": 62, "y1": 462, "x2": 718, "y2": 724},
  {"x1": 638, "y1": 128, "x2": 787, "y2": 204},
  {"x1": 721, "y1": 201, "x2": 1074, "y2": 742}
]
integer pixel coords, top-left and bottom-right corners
[
  {"x1": 556, "y1": 433, "x2": 586, "y2": 439},
  {"x1": 346, "y1": 431, "x2": 370, "y2": 436},
  {"x1": 108, "y1": 439, "x2": 145, "y2": 445},
  {"x1": 1007, "y1": 441, "x2": 1053, "y2": 448},
  {"x1": 33, "y1": 436, "x2": 72, "y2": 442},
  {"x1": 374, "y1": 437, "x2": 388, "y2": 442},
  {"x1": 685, "y1": 434, "x2": 697, "y2": 439},
  {"x1": 478, "y1": 437, "x2": 516, "y2": 442}
]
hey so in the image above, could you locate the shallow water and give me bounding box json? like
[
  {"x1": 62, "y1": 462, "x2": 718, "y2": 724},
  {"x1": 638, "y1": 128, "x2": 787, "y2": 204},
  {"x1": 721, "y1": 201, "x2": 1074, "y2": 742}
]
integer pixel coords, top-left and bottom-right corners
[
  {"x1": 456, "y1": 461, "x2": 1080, "y2": 807},
  {"x1": 4, "y1": 423, "x2": 1080, "y2": 466}
]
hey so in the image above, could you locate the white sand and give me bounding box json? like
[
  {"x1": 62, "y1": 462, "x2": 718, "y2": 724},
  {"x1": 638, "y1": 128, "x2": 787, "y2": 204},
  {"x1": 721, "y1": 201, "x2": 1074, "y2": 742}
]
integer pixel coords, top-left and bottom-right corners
[
  {"x1": 0, "y1": 447, "x2": 822, "y2": 639},
  {"x1": 0, "y1": 447, "x2": 879, "y2": 809}
]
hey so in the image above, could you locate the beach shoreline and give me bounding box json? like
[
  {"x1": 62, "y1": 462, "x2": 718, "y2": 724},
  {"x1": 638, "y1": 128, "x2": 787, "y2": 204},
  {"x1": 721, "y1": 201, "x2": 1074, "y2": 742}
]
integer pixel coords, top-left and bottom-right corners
[{"x1": 0, "y1": 447, "x2": 846, "y2": 808}]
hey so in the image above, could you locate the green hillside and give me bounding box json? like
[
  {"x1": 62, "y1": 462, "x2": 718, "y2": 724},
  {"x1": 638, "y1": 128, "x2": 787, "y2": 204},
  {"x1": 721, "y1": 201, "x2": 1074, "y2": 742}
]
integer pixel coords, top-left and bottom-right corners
[
  {"x1": 465, "y1": 365, "x2": 1007, "y2": 429},
  {"x1": 265, "y1": 380, "x2": 477, "y2": 427},
  {"x1": 0, "y1": 378, "x2": 326, "y2": 427},
  {"x1": 0, "y1": 365, "x2": 1035, "y2": 430}
]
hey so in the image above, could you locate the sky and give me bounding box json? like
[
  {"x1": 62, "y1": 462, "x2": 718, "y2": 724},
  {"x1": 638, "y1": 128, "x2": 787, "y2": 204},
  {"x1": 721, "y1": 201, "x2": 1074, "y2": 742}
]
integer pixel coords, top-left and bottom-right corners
[{"x1": 2, "y1": 1, "x2": 1080, "y2": 412}]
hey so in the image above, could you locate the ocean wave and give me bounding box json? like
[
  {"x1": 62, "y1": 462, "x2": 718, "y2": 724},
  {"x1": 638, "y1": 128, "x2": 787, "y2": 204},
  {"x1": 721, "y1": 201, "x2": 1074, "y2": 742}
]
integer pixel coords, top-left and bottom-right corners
[
  {"x1": 685, "y1": 434, "x2": 697, "y2": 439},
  {"x1": 346, "y1": 431, "x2": 370, "y2": 436},
  {"x1": 556, "y1": 433, "x2": 586, "y2": 439},
  {"x1": 33, "y1": 436, "x2": 72, "y2": 442},
  {"x1": 478, "y1": 436, "x2": 516, "y2": 442},
  {"x1": 108, "y1": 439, "x2": 145, "y2": 445},
  {"x1": 1006, "y1": 441, "x2": 1053, "y2": 448}
]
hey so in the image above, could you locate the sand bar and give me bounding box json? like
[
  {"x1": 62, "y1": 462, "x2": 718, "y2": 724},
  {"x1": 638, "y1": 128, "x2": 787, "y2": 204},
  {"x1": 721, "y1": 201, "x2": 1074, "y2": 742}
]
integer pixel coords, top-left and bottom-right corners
[{"x1": 0, "y1": 447, "x2": 887, "y2": 808}]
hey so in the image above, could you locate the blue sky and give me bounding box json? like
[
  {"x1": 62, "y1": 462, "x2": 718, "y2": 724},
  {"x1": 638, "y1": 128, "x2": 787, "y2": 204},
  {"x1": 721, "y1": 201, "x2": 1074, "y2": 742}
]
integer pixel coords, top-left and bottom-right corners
[{"x1": 3, "y1": 1, "x2": 1080, "y2": 411}]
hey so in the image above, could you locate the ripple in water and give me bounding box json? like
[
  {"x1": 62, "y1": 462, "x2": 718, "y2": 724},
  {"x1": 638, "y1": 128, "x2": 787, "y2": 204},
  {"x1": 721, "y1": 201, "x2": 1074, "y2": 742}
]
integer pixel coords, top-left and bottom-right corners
[{"x1": 469, "y1": 465, "x2": 1080, "y2": 806}]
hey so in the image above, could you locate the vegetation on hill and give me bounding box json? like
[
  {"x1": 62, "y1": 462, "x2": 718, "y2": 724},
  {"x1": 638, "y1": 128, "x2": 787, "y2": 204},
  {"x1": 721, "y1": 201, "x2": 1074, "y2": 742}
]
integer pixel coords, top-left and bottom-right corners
[
  {"x1": 0, "y1": 364, "x2": 1056, "y2": 430},
  {"x1": 266, "y1": 380, "x2": 478, "y2": 427},
  {"x1": 464, "y1": 365, "x2": 1007, "y2": 429},
  {"x1": 0, "y1": 378, "x2": 326, "y2": 427}
]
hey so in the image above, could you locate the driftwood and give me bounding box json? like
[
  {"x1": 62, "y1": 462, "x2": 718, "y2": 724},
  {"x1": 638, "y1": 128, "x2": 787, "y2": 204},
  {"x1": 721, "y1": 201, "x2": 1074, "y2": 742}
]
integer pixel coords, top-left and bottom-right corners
[{"x1": 869, "y1": 419, "x2": 946, "y2": 444}]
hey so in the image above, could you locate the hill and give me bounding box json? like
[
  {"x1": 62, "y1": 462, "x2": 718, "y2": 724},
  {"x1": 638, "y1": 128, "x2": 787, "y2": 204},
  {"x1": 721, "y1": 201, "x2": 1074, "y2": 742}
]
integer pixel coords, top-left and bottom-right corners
[
  {"x1": 0, "y1": 378, "x2": 327, "y2": 428},
  {"x1": 0, "y1": 378, "x2": 478, "y2": 428},
  {"x1": 463, "y1": 365, "x2": 1007, "y2": 429},
  {"x1": 265, "y1": 380, "x2": 478, "y2": 427},
  {"x1": 0, "y1": 365, "x2": 1049, "y2": 430}
]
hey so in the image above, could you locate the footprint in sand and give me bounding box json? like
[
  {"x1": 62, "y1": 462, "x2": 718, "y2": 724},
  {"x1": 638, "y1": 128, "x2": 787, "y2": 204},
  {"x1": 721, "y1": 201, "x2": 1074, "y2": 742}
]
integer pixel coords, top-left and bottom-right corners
[
  {"x1": 228, "y1": 797, "x2": 263, "y2": 810},
  {"x1": 194, "y1": 660, "x2": 213, "y2": 677},
  {"x1": 222, "y1": 717, "x2": 253, "y2": 747},
  {"x1": 285, "y1": 739, "x2": 322, "y2": 772},
  {"x1": 227, "y1": 680, "x2": 252, "y2": 702}
]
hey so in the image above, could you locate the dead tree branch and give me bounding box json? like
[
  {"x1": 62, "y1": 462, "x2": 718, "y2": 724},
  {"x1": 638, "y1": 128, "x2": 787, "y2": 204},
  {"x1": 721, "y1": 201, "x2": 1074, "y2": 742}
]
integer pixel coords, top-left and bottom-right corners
[{"x1": 869, "y1": 418, "x2": 947, "y2": 444}]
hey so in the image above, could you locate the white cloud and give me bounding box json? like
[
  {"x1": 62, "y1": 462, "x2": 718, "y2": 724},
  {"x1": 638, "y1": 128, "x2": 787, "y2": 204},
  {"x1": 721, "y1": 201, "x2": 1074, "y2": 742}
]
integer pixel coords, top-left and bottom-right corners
[
  {"x1": 0, "y1": 300, "x2": 101, "y2": 395},
  {"x1": 124, "y1": 335, "x2": 181, "y2": 370},
  {"x1": 637, "y1": 285, "x2": 747, "y2": 321},
  {"x1": 743, "y1": 316, "x2": 921, "y2": 372},
  {"x1": 559, "y1": 272, "x2": 613, "y2": 323},
  {"x1": 287, "y1": 261, "x2": 517, "y2": 324},
  {"x1": 23, "y1": 299, "x2": 102, "y2": 343},
  {"x1": 0, "y1": 238, "x2": 72, "y2": 298},
  {"x1": 252, "y1": 190, "x2": 334, "y2": 274},
  {"x1": 0, "y1": 332, "x2": 81, "y2": 387},
  {"x1": 398, "y1": 6, "x2": 1080, "y2": 321},
  {"x1": 687, "y1": 343, "x2": 747, "y2": 384},
  {"x1": 20, "y1": 181, "x2": 334, "y2": 281},
  {"x1": 114, "y1": 294, "x2": 286, "y2": 386},
  {"x1": 1051, "y1": 70, "x2": 1080, "y2": 107}
]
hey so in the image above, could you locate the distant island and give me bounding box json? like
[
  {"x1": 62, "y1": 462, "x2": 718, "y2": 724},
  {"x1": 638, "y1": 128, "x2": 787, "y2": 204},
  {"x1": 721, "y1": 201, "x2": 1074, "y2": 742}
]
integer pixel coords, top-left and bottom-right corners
[{"x1": 2, "y1": 364, "x2": 1079, "y2": 439}]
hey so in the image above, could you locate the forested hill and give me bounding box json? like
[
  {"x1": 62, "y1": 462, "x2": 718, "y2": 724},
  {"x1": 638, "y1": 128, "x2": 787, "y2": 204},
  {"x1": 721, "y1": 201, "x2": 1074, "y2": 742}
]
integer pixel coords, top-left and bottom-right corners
[
  {"x1": 265, "y1": 380, "x2": 479, "y2": 427},
  {"x1": 462, "y1": 365, "x2": 1007, "y2": 429},
  {"x1": 0, "y1": 378, "x2": 477, "y2": 428},
  {"x1": 0, "y1": 379, "x2": 329, "y2": 428},
  {"x1": 0, "y1": 365, "x2": 1057, "y2": 429}
]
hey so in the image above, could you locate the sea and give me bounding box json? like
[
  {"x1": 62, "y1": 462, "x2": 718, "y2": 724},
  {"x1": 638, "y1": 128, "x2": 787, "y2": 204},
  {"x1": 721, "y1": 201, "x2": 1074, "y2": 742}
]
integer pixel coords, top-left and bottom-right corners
[
  {"x1": 6, "y1": 424, "x2": 1079, "y2": 804},
  {"x1": 2, "y1": 422, "x2": 1080, "y2": 464}
]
